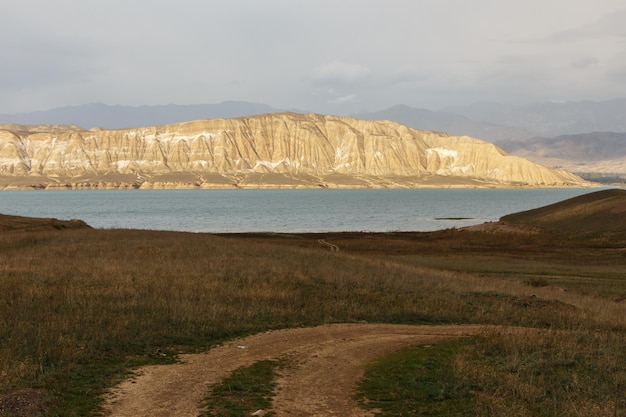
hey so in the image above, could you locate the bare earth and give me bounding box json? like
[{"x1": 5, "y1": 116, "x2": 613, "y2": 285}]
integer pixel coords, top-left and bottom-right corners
[{"x1": 102, "y1": 323, "x2": 497, "y2": 417}]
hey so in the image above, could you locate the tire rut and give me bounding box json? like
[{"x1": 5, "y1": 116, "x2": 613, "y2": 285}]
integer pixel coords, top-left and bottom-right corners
[{"x1": 102, "y1": 323, "x2": 494, "y2": 417}]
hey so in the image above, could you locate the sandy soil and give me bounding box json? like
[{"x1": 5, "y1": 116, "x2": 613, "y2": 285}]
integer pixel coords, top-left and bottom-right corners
[{"x1": 101, "y1": 323, "x2": 496, "y2": 417}]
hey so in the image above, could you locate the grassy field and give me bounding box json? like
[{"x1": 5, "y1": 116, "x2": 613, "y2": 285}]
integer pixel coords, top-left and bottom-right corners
[{"x1": 0, "y1": 190, "x2": 625, "y2": 416}]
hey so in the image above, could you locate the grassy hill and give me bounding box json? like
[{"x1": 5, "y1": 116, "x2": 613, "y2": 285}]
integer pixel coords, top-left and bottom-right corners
[
  {"x1": 501, "y1": 188, "x2": 626, "y2": 236},
  {"x1": 0, "y1": 213, "x2": 91, "y2": 232}
]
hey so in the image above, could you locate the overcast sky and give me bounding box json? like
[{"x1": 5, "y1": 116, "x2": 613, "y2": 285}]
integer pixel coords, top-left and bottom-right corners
[{"x1": 2, "y1": 0, "x2": 626, "y2": 114}]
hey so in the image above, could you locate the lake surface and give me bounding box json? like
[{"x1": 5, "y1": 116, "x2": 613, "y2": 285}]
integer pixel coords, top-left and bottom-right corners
[{"x1": 0, "y1": 188, "x2": 601, "y2": 233}]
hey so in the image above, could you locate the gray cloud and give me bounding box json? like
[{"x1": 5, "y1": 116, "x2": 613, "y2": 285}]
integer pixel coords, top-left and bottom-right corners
[
  {"x1": 0, "y1": 39, "x2": 99, "y2": 90},
  {"x1": 608, "y1": 65, "x2": 626, "y2": 83},
  {"x1": 540, "y1": 8, "x2": 626, "y2": 43},
  {"x1": 570, "y1": 58, "x2": 600, "y2": 69},
  {"x1": 1, "y1": 1, "x2": 625, "y2": 114},
  {"x1": 592, "y1": 8, "x2": 626, "y2": 38},
  {"x1": 330, "y1": 94, "x2": 358, "y2": 105},
  {"x1": 310, "y1": 62, "x2": 372, "y2": 86}
]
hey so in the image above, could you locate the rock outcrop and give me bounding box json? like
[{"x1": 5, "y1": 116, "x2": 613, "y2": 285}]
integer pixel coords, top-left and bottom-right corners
[{"x1": 0, "y1": 113, "x2": 590, "y2": 189}]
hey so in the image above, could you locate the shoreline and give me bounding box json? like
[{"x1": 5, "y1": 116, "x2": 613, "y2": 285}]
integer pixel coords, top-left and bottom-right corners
[{"x1": 0, "y1": 180, "x2": 601, "y2": 191}]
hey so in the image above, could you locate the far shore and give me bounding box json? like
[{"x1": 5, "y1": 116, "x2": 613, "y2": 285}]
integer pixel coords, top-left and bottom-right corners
[{"x1": 0, "y1": 179, "x2": 601, "y2": 191}]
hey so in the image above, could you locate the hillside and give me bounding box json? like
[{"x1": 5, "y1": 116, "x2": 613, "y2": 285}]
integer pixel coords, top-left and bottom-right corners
[
  {"x1": 0, "y1": 213, "x2": 91, "y2": 232},
  {"x1": 0, "y1": 113, "x2": 589, "y2": 190},
  {"x1": 445, "y1": 99, "x2": 626, "y2": 136},
  {"x1": 0, "y1": 101, "x2": 279, "y2": 130},
  {"x1": 3, "y1": 101, "x2": 626, "y2": 181},
  {"x1": 501, "y1": 188, "x2": 626, "y2": 236},
  {"x1": 358, "y1": 104, "x2": 534, "y2": 143},
  {"x1": 501, "y1": 132, "x2": 626, "y2": 178}
]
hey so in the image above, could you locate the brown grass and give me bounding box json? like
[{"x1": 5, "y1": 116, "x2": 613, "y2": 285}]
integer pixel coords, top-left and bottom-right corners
[
  {"x1": 502, "y1": 188, "x2": 626, "y2": 235},
  {"x1": 0, "y1": 214, "x2": 91, "y2": 232},
  {"x1": 0, "y1": 212, "x2": 624, "y2": 415}
]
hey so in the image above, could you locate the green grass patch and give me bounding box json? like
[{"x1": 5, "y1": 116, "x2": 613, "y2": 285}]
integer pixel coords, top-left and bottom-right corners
[
  {"x1": 44, "y1": 353, "x2": 177, "y2": 417},
  {"x1": 356, "y1": 331, "x2": 626, "y2": 417},
  {"x1": 355, "y1": 339, "x2": 475, "y2": 416},
  {"x1": 200, "y1": 359, "x2": 285, "y2": 417}
]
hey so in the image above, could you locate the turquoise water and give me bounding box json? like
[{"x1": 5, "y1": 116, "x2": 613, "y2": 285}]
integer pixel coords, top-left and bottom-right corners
[{"x1": 0, "y1": 188, "x2": 600, "y2": 233}]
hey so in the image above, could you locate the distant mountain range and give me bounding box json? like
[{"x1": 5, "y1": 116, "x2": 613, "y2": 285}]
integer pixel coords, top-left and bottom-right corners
[
  {"x1": 502, "y1": 132, "x2": 626, "y2": 162},
  {"x1": 0, "y1": 101, "x2": 277, "y2": 130},
  {"x1": 444, "y1": 99, "x2": 626, "y2": 137},
  {"x1": 3, "y1": 99, "x2": 626, "y2": 139},
  {"x1": 357, "y1": 105, "x2": 534, "y2": 142},
  {"x1": 499, "y1": 132, "x2": 626, "y2": 179}
]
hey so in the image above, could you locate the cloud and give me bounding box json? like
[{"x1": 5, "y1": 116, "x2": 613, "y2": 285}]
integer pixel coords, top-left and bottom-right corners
[
  {"x1": 330, "y1": 94, "x2": 358, "y2": 104},
  {"x1": 608, "y1": 66, "x2": 626, "y2": 83},
  {"x1": 304, "y1": 62, "x2": 372, "y2": 107},
  {"x1": 310, "y1": 61, "x2": 372, "y2": 86},
  {"x1": 474, "y1": 54, "x2": 559, "y2": 99},
  {"x1": 597, "y1": 8, "x2": 626, "y2": 38},
  {"x1": 541, "y1": 8, "x2": 626, "y2": 43},
  {"x1": 570, "y1": 58, "x2": 600, "y2": 69},
  {"x1": 0, "y1": 39, "x2": 101, "y2": 91},
  {"x1": 1, "y1": 1, "x2": 625, "y2": 114},
  {"x1": 377, "y1": 70, "x2": 429, "y2": 88}
]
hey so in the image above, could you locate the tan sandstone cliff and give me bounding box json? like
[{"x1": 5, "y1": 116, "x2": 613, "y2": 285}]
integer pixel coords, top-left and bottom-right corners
[{"x1": 0, "y1": 113, "x2": 590, "y2": 189}]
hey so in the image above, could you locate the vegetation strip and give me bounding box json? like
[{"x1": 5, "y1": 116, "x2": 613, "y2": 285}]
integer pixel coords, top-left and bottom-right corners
[
  {"x1": 357, "y1": 332, "x2": 626, "y2": 416},
  {"x1": 200, "y1": 359, "x2": 284, "y2": 417},
  {"x1": 356, "y1": 339, "x2": 475, "y2": 416}
]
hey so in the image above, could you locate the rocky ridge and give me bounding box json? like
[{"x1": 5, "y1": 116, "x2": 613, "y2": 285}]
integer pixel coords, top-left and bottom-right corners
[{"x1": 0, "y1": 113, "x2": 589, "y2": 189}]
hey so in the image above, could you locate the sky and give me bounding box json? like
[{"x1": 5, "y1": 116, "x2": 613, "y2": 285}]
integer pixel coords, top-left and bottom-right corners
[{"x1": 2, "y1": 0, "x2": 626, "y2": 115}]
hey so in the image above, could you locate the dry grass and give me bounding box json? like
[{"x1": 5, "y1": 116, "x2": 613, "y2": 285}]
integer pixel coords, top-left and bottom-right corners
[
  {"x1": 502, "y1": 188, "x2": 626, "y2": 235},
  {"x1": 0, "y1": 213, "x2": 91, "y2": 232},
  {"x1": 457, "y1": 329, "x2": 626, "y2": 416},
  {"x1": 0, "y1": 218, "x2": 624, "y2": 415}
]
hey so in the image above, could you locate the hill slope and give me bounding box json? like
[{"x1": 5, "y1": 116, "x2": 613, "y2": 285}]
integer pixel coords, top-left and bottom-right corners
[
  {"x1": 0, "y1": 113, "x2": 589, "y2": 189},
  {"x1": 445, "y1": 99, "x2": 626, "y2": 136},
  {"x1": 501, "y1": 189, "x2": 626, "y2": 235},
  {"x1": 0, "y1": 213, "x2": 91, "y2": 232},
  {"x1": 358, "y1": 104, "x2": 534, "y2": 143},
  {"x1": 0, "y1": 101, "x2": 279, "y2": 130},
  {"x1": 501, "y1": 132, "x2": 626, "y2": 177}
]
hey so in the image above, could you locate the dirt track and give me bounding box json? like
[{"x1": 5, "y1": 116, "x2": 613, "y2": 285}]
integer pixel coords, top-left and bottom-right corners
[{"x1": 102, "y1": 323, "x2": 497, "y2": 417}]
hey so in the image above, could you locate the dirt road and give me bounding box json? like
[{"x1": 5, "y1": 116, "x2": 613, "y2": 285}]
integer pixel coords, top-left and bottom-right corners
[{"x1": 102, "y1": 323, "x2": 494, "y2": 417}]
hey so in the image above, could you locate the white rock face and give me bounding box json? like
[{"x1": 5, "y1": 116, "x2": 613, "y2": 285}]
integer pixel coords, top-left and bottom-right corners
[{"x1": 0, "y1": 113, "x2": 589, "y2": 189}]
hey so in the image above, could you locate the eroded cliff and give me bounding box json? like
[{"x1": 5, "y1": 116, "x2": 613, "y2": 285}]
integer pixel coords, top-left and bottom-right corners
[{"x1": 0, "y1": 113, "x2": 589, "y2": 189}]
